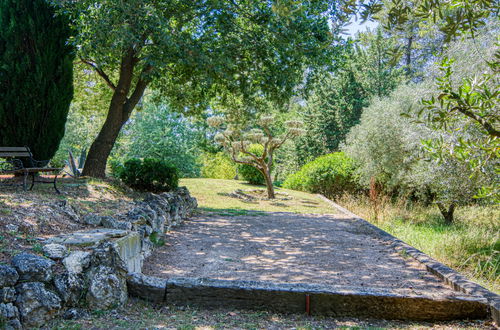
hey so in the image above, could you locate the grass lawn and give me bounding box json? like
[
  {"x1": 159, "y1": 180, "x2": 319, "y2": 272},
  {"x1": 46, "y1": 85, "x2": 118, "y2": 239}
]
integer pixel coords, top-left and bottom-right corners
[
  {"x1": 180, "y1": 178, "x2": 336, "y2": 215},
  {"x1": 50, "y1": 297, "x2": 494, "y2": 330}
]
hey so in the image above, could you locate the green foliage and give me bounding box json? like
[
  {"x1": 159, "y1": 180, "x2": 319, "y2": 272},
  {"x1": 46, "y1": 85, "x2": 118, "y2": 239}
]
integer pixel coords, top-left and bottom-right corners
[
  {"x1": 283, "y1": 152, "x2": 358, "y2": 199},
  {"x1": 342, "y1": 61, "x2": 494, "y2": 222},
  {"x1": 52, "y1": 62, "x2": 111, "y2": 167},
  {"x1": 52, "y1": 0, "x2": 348, "y2": 177},
  {"x1": 238, "y1": 145, "x2": 265, "y2": 185},
  {"x1": 201, "y1": 153, "x2": 237, "y2": 180},
  {"x1": 419, "y1": 39, "x2": 499, "y2": 202},
  {"x1": 116, "y1": 102, "x2": 202, "y2": 178},
  {"x1": 0, "y1": 0, "x2": 74, "y2": 161},
  {"x1": 369, "y1": 0, "x2": 498, "y2": 42},
  {"x1": 353, "y1": 28, "x2": 405, "y2": 98},
  {"x1": 113, "y1": 158, "x2": 179, "y2": 193},
  {"x1": 297, "y1": 48, "x2": 367, "y2": 161}
]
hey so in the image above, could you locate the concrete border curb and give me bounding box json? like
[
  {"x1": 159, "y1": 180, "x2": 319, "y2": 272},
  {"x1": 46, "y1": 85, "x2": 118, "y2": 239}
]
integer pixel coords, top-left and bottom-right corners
[
  {"x1": 127, "y1": 274, "x2": 489, "y2": 321},
  {"x1": 317, "y1": 194, "x2": 500, "y2": 324}
]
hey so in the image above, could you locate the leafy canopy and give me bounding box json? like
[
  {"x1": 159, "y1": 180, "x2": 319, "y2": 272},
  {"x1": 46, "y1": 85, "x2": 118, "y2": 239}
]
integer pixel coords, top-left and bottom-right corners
[{"x1": 53, "y1": 0, "x2": 345, "y2": 112}]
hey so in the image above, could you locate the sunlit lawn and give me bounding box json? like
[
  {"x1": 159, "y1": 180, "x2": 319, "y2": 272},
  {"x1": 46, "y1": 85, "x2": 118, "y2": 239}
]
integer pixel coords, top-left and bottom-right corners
[{"x1": 180, "y1": 178, "x2": 336, "y2": 215}]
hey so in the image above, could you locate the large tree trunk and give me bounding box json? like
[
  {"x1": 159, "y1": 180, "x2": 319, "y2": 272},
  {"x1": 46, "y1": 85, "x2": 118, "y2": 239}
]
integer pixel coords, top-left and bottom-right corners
[
  {"x1": 81, "y1": 103, "x2": 128, "y2": 178},
  {"x1": 81, "y1": 49, "x2": 150, "y2": 178},
  {"x1": 437, "y1": 202, "x2": 455, "y2": 225},
  {"x1": 263, "y1": 167, "x2": 275, "y2": 199}
]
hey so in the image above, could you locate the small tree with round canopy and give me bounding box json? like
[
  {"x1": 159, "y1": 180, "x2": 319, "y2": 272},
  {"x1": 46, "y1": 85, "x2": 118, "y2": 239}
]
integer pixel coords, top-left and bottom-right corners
[{"x1": 208, "y1": 115, "x2": 304, "y2": 199}]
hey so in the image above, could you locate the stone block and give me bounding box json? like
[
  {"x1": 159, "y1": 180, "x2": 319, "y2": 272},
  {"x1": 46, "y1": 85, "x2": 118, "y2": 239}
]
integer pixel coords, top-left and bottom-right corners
[
  {"x1": 12, "y1": 253, "x2": 54, "y2": 282},
  {"x1": 0, "y1": 265, "x2": 18, "y2": 287}
]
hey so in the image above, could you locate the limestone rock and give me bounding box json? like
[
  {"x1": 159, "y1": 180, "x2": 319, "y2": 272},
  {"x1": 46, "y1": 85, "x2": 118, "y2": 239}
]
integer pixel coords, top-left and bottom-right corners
[
  {"x1": 63, "y1": 251, "x2": 91, "y2": 274},
  {"x1": 0, "y1": 287, "x2": 16, "y2": 303},
  {"x1": 137, "y1": 225, "x2": 153, "y2": 238},
  {"x1": 100, "y1": 216, "x2": 117, "y2": 228},
  {"x1": 101, "y1": 216, "x2": 132, "y2": 231},
  {"x1": 82, "y1": 213, "x2": 102, "y2": 226},
  {"x1": 0, "y1": 302, "x2": 18, "y2": 319},
  {"x1": 4, "y1": 318, "x2": 22, "y2": 330},
  {"x1": 54, "y1": 273, "x2": 86, "y2": 306},
  {"x1": 42, "y1": 243, "x2": 68, "y2": 259},
  {"x1": 11, "y1": 253, "x2": 54, "y2": 282},
  {"x1": 90, "y1": 242, "x2": 127, "y2": 272},
  {"x1": 15, "y1": 282, "x2": 61, "y2": 328},
  {"x1": 62, "y1": 307, "x2": 89, "y2": 320},
  {"x1": 0, "y1": 265, "x2": 18, "y2": 287},
  {"x1": 5, "y1": 224, "x2": 19, "y2": 233},
  {"x1": 85, "y1": 265, "x2": 127, "y2": 309}
]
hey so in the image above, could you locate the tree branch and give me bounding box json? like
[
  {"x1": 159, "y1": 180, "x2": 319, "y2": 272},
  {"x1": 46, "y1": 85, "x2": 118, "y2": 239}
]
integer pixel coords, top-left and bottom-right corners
[
  {"x1": 123, "y1": 64, "x2": 153, "y2": 119},
  {"x1": 452, "y1": 106, "x2": 500, "y2": 138},
  {"x1": 80, "y1": 58, "x2": 116, "y2": 91}
]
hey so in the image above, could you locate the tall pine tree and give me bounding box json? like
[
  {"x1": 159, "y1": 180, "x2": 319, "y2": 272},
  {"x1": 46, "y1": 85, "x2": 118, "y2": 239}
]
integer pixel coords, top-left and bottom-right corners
[{"x1": 0, "y1": 0, "x2": 74, "y2": 161}]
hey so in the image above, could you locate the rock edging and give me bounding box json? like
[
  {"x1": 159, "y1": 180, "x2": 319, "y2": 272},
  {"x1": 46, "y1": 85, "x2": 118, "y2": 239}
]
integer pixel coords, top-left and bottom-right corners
[
  {"x1": 317, "y1": 194, "x2": 500, "y2": 325},
  {"x1": 126, "y1": 273, "x2": 489, "y2": 321}
]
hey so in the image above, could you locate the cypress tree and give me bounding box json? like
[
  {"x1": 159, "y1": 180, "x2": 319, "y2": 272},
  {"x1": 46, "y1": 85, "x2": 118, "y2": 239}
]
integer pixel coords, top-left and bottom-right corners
[{"x1": 0, "y1": 0, "x2": 74, "y2": 161}]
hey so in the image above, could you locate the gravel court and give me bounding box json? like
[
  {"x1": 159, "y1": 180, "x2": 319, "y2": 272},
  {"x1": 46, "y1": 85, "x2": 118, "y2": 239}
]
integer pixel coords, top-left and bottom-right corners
[{"x1": 144, "y1": 211, "x2": 468, "y2": 299}]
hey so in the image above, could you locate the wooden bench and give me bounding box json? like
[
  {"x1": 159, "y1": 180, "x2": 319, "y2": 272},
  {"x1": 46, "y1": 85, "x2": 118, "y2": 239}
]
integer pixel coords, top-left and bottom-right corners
[{"x1": 0, "y1": 147, "x2": 62, "y2": 193}]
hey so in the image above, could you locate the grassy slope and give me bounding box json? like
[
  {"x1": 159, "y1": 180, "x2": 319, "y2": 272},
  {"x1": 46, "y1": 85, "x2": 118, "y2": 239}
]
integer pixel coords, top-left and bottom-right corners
[
  {"x1": 181, "y1": 178, "x2": 335, "y2": 214},
  {"x1": 182, "y1": 178, "x2": 499, "y2": 294}
]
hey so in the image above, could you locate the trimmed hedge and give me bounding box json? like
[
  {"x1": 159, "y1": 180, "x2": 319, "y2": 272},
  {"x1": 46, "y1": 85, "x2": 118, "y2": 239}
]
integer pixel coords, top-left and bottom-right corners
[
  {"x1": 283, "y1": 152, "x2": 358, "y2": 199},
  {"x1": 113, "y1": 158, "x2": 179, "y2": 193}
]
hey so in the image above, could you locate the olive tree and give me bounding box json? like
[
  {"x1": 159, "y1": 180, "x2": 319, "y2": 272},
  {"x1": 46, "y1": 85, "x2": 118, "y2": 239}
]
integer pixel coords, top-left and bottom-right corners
[{"x1": 208, "y1": 115, "x2": 304, "y2": 199}]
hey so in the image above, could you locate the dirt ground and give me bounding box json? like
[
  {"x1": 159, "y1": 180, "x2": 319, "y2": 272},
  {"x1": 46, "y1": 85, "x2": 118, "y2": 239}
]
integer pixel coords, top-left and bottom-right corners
[
  {"x1": 0, "y1": 177, "x2": 137, "y2": 263},
  {"x1": 143, "y1": 211, "x2": 464, "y2": 298}
]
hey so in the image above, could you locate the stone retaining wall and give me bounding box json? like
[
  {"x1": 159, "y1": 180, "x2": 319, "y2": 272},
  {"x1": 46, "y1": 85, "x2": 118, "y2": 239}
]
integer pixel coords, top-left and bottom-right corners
[
  {"x1": 127, "y1": 274, "x2": 489, "y2": 321},
  {"x1": 0, "y1": 187, "x2": 197, "y2": 329}
]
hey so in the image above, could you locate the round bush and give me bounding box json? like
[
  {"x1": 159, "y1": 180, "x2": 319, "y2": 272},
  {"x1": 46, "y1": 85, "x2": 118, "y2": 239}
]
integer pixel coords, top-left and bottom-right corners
[
  {"x1": 201, "y1": 152, "x2": 237, "y2": 179},
  {"x1": 283, "y1": 152, "x2": 358, "y2": 198},
  {"x1": 238, "y1": 144, "x2": 265, "y2": 185},
  {"x1": 114, "y1": 158, "x2": 179, "y2": 192}
]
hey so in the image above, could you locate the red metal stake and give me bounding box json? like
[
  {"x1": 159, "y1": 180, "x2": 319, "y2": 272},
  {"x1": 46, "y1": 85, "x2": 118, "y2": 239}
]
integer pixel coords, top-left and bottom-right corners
[{"x1": 305, "y1": 294, "x2": 311, "y2": 316}]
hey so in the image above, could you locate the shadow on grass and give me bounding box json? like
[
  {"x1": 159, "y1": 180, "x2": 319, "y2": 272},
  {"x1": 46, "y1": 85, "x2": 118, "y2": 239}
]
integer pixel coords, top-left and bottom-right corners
[{"x1": 198, "y1": 207, "x2": 267, "y2": 217}]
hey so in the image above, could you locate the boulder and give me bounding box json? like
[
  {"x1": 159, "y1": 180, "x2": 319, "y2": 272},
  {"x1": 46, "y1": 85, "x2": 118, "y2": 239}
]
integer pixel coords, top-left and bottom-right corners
[
  {"x1": 5, "y1": 224, "x2": 19, "y2": 233},
  {"x1": 11, "y1": 253, "x2": 54, "y2": 282},
  {"x1": 85, "y1": 265, "x2": 127, "y2": 309},
  {"x1": 63, "y1": 251, "x2": 91, "y2": 274},
  {"x1": 90, "y1": 242, "x2": 127, "y2": 272},
  {"x1": 4, "y1": 318, "x2": 22, "y2": 330},
  {"x1": 101, "y1": 216, "x2": 132, "y2": 231},
  {"x1": 0, "y1": 265, "x2": 18, "y2": 287},
  {"x1": 62, "y1": 307, "x2": 89, "y2": 320},
  {"x1": 42, "y1": 243, "x2": 68, "y2": 259},
  {"x1": 15, "y1": 282, "x2": 61, "y2": 328},
  {"x1": 0, "y1": 287, "x2": 16, "y2": 303},
  {"x1": 0, "y1": 302, "x2": 18, "y2": 319},
  {"x1": 82, "y1": 213, "x2": 102, "y2": 226},
  {"x1": 53, "y1": 273, "x2": 86, "y2": 306}
]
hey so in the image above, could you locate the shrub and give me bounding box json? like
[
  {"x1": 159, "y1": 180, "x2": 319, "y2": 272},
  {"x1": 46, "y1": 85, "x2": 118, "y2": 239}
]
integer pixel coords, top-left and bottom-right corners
[
  {"x1": 238, "y1": 144, "x2": 265, "y2": 185},
  {"x1": 113, "y1": 158, "x2": 179, "y2": 192},
  {"x1": 283, "y1": 152, "x2": 358, "y2": 199},
  {"x1": 201, "y1": 152, "x2": 237, "y2": 179}
]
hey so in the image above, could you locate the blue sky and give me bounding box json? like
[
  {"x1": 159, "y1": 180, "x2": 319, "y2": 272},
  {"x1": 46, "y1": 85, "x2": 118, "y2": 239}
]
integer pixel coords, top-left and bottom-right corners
[{"x1": 343, "y1": 17, "x2": 378, "y2": 37}]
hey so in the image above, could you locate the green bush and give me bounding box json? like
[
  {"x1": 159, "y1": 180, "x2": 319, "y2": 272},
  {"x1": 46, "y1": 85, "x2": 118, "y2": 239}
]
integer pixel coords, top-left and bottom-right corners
[
  {"x1": 201, "y1": 152, "x2": 237, "y2": 179},
  {"x1": 113, "y1": 158, "x2": 179, "y2": 192},
  {"x1": 283, "y1": 152, "x2": 358, "y2": 198},
  {"x1": 238, "y1": 144, "x2": 265, "y2": 185}
]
